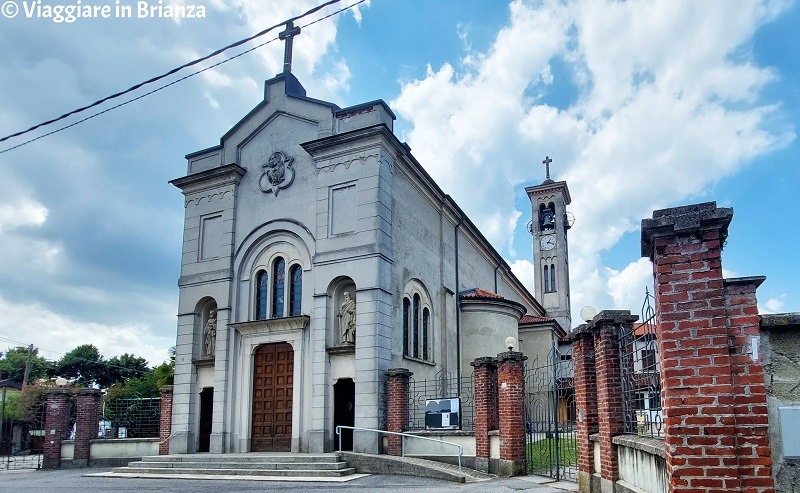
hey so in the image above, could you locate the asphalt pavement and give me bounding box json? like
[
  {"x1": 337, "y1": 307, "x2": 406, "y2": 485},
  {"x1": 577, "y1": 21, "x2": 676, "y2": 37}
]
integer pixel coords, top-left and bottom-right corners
[{"x1": 1, "y1": 468, "x2": 578, "y2": 493}]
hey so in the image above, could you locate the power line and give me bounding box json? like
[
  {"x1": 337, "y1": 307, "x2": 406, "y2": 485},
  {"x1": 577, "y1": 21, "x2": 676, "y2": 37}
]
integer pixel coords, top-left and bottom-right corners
[
  {"x1": 0, "y1": 0, "x2": 364, "y2": 150},
  {"x1": 0, "y1": 0, "x2": 367, "y2": 155},
  {"x1": 0, "y1": 335, "x2": 152, "y2": 375}
]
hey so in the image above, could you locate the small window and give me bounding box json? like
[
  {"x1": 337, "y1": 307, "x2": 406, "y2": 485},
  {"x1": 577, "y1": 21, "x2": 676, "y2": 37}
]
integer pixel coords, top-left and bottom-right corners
[
  {"x1": 422, "y1": 308, "x2": 430, "y2": 361},
  {"x1": 550, "y1": 263, "x2": 556, "y2": 292},
  {"x1": 641, "y1": 349, "x2": 657, "y2": 371},
  {"x1": 289, "y1": 265, "x2": 302, "y2": 316},
  {"x1": 412, "y1": 294, "x2": 420, "y2": 359},
  {"x1": 403, "y1": 298, "x2": 410, "y2": 356},
  {"x1": 543, "y1": 265, "x2": 550, "y2": 292},
  {"x1": 256, "y1": 270, "x2": 268, "y2": 320},
  {"x1": 272, "y1": 257, "x2": 285, "y2": 318}
]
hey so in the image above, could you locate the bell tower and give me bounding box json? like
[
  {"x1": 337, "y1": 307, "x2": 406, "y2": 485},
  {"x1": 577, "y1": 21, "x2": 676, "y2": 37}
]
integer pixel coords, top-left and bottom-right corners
[{"x1": 526, "y1": 156, "x2": 572, "y2": 331}]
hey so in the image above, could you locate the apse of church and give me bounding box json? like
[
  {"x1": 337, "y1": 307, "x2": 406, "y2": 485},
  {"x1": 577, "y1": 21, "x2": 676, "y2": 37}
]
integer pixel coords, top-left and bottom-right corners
[{"x1": 168, "y1": 27, "x2": 568, "y2": 456}]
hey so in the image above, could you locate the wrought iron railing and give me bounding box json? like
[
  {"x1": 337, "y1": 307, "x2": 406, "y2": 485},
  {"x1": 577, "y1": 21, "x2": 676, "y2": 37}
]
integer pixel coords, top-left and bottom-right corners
[
  {"x1": 524, "y1": 346, "x2": 578, "y2": 482},
  {"x1": 619, "y1": 288, "x2": 663, "y2": 438},
  {"x1": 408, "y1": 369, "x2": 474, "y2": 432},
  {"x1": 100, "y1": 396, "x2": 161, "y2": 439}
]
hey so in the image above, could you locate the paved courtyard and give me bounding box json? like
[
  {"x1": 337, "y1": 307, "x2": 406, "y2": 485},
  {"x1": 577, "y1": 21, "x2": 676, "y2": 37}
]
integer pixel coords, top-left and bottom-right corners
[{"x1": 1, "y1": 468, "x2": 578, "y2": 493}]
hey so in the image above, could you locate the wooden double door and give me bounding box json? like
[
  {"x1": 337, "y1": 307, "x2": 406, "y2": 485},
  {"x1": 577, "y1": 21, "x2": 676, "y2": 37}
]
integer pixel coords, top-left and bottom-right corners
[{"x1": 251, "y1": 342, "x2": 294, "y2": 452}]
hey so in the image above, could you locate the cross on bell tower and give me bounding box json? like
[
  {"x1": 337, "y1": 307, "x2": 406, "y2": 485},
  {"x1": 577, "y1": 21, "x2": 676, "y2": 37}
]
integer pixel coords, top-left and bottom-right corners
[
  {"x1": 543, "y1": 156, "x2": 552, "y2": 181},
  {"x1": 279, "y1": 21, "x2": 301, "y2": 74}
]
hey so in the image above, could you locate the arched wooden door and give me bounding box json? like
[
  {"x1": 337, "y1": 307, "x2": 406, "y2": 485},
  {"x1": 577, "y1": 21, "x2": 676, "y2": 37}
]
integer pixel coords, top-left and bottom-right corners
[{"x1": 251, "y1": 342, "x2": 294, "y2": 452}]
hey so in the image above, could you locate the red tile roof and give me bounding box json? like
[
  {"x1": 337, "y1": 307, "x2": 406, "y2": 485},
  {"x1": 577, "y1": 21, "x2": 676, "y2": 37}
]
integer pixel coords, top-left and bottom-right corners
[
  {"x1": 460, "y1": 288, "x2": 504, "y2": 299},
  {"x1": 519, "y1": 314, "x2": 553, "y2": 324}
]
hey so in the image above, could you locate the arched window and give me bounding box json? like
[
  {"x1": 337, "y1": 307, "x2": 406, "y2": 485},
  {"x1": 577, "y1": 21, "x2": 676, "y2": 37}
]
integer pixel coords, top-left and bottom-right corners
[
  {"x1": 550, "y1": 263, "x2": 556, "y2": 292},
  {"x1": 422, "y1": 307, "x2": 430, "y2": 361},
  {"x1": 544, "y1": 265, "x2": 550, "y2": 292},
  {"x1": 402, "y1": 281, "x2": 433, "y2": 362},
  {"x1": 256, "y1": 270, "x2": 268, "y2": 320},
  {"x1": 289, "y1": 265, "x2": 302, "y2": 316},
  {"x1": 402, "y1": 298, "x2": 410, "y2": 356},
  {"x1": 412, "y1": 294, "x2": 420, "y2": 359},
  {"x1": 272, "y1": 257, "x2": 285, "y2": 318}
]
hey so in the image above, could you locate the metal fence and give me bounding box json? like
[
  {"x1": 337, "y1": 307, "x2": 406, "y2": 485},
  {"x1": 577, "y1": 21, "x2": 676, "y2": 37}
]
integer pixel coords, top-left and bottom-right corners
[
  {"x1": 100, "y1": 396, "x2": 161, "y2": 439},
  {"x1": 619, "y1": 289, "x2": 663, "y2": 438},
  {"x1": 1, "y1": 388, "x2": 58, "y2": 470},
  {"x1": 524, "y1": 345, "x2": 577, "y2": 481},
  {"x1": 408, "y1": 369, "x2": 475, "y2": 432}
]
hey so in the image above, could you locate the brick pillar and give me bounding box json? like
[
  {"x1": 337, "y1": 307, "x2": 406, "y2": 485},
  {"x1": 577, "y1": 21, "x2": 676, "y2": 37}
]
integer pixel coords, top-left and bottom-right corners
[
  {"x1": 385, "y1": 368, "x2": 412, "y2": 456},
  {"x1": 159, "y1": 385, "x2": 174, "y2": 455},
  {"x1": 571, "y1": 324, "x2": 598, "y2": 492},
  {"x1": 471, "y1": 356, "x2": 497, "y2": 472},
  {"x1": 73, "y1": 389, "x2": 101, "y2": 467},
  {"x1": 42, "y1": 389, "x2": 71, "y2": 469},
  {"x1": 726, "y1": 277, "x2": 774, "y2": 491},
  {"x1": 642, "y1": 201, "x2": 775, "y2": 493},
  {"x1": 496, "y1": 350, "x2": 527, "y2": 477},
  {"x1": 592, "y1": 310, "x2": 637, "y2": 489}
]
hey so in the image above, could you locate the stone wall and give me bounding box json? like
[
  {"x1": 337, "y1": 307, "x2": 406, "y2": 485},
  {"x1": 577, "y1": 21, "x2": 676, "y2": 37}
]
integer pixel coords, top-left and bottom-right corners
[{"x1": 761, "y1": 313, "x2": 800, "y2": 493}]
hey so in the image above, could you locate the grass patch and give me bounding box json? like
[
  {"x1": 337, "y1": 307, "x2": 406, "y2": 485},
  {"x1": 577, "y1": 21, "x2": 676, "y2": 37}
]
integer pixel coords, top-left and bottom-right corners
[{"x1": 527, "y1": 437, "x2": 578, "y2": 473}]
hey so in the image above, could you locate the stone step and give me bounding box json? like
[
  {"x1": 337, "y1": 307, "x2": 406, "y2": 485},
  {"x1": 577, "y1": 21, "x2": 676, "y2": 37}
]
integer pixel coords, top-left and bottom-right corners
[
  {"x1": 112, "y1": 466, "x2": 356, "y2": 478},
  {"x1": 133, "y1": 460, "x2": 350, "y2": 470},
  {"x1": 140, "y1": 454, "x2": 340, "y2": 464}
]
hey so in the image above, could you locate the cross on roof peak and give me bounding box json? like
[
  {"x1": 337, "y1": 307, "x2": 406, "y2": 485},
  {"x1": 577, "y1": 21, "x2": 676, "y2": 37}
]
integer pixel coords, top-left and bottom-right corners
[
  {"x1": 279, "y1": 21, "x2": 301, "y2": 74},
  {"x1": 543, "y1": 156, "x2": 553, "y2": 180}
]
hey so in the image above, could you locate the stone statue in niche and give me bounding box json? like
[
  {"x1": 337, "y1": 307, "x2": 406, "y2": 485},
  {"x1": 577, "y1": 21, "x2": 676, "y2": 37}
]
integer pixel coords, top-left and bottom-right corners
[
  {"x1": 338, "y1": 292, "x2": 356, "y2": 344},
  {"x1": 204, "y1": 309, "x2": 217, "y2": 357}
]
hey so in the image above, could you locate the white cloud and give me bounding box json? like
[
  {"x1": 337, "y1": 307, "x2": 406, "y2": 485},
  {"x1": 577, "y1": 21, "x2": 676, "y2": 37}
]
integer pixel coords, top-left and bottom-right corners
[
  {"x1": 510, "y1": 259, "x2": 536, "y2": 295},
  {"x1": 393, "y1": 0, "x2": 793, "y2": 324},
  {"x1": 0, "y1": 296, "x2": 172, "y2": 367},
  {"x1": 760, "y1": 293, "x2": 787, "y2": 314},
  {"x1": 0, "y1": 199, "x2": 48, "y2": 233},
  {"x1": 607, "y1": 258, "x2": 654, "y2": 313}
]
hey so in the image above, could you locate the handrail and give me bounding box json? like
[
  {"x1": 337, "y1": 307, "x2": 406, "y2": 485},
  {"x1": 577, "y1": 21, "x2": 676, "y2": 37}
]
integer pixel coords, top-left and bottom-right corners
[{"x1": 335, "y1": 425, "x2": 463, "y2": 476}]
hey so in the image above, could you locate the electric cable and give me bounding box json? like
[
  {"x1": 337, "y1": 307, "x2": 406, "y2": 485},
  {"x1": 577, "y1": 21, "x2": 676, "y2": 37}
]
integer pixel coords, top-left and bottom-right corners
[
  {"x1": 0, "y1": 0, "x2": 367, "y2": 155},
  {"x1": 0, "y1": 0, "x2": 366, "y2": 151}
]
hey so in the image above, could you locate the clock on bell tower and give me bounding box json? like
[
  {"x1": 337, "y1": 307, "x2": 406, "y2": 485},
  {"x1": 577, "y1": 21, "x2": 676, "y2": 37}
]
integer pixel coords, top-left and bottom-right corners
[{"x1": 526, "y1": 156, "x2": 572, "y2": 331}]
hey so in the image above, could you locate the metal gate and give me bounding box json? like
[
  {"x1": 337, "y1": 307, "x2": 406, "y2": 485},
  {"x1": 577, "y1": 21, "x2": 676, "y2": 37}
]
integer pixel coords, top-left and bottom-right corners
[
  {"x1": 0, "y1": 386, "x2": 58, "y2": 471},
  {"x1": 524, "y1": 343, "x2": 577, "y2": 481}
]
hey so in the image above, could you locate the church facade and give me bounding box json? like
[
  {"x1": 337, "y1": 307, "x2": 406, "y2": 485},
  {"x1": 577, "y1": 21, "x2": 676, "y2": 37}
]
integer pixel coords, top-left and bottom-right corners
[{"x1": 169, "y1": 72, "x2": 572, "y2": 454}]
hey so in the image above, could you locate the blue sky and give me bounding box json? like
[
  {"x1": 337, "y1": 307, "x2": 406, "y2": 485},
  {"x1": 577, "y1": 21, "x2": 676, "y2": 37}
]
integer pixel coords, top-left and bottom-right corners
[{"x1": 0, "y1": 0, "x2": 796, "y2": 365}]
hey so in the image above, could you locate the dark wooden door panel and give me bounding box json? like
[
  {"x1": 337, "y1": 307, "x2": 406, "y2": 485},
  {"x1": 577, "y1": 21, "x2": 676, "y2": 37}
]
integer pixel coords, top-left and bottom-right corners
[{"x1": 251, "y1": 342, "x2": 293, "y2": 452}]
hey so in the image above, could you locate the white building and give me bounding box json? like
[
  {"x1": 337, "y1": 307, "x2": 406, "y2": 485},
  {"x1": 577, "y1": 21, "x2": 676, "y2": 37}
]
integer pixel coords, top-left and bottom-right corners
[{"x1": 169, "y1": 70, "x2": 572, "y2": 455}]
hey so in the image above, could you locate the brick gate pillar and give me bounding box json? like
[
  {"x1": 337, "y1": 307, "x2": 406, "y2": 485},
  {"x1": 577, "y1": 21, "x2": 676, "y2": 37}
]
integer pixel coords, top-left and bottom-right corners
[
  {"x1": 571, "y1": 323, "x2": 598, "y2": 492},
  {"x1": 73, "y1": 389, "x2": 101, "y2": 467},
  {"x1": 42, "y1": 389, "x2": 71, "y2": 469},
  {"x1": 385, "y1": 368, "x2": 412, "y2": 456},
  {"x1": 591, "y1": 310, "x2": 638, "y2": 490},
  {"x1": 496, "y1": 350, "x2": 527, "y2": 477},
  {"x1": 471, "y1": 356, "x2": 497, "y2": 472},
  {"x1": 642, "y1": 201, "x2": 775, "y2": 493},
  {"x1": 159, "y1": 385, "x2": 174, "y2": 455}
]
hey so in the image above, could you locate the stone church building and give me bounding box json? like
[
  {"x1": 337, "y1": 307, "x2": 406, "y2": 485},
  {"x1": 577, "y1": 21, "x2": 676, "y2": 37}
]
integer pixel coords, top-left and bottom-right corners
[{"x1": 169, "y1": 69, "x2": 573, "y2": 455}]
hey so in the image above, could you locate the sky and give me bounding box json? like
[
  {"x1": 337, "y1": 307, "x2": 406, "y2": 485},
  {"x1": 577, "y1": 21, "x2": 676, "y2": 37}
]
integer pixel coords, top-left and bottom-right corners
[{"x1": 0, "y1": 0, "x2": 797, "y2": 367}]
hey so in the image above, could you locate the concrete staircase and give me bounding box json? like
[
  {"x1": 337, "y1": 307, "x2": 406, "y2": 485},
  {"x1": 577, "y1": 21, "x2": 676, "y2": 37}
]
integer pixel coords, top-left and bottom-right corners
[{"x1": 111, "y1": 453, "x2": 356, "y2": 479}]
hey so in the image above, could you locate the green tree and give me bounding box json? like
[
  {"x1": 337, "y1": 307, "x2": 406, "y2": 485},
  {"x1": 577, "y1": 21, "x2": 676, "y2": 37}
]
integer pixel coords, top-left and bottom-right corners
[
  {"x1": 107, "y1": 353, "x2": 149, "y2": 382},
  {"x1": 0, "y1": 346, "x2": 51, "y2": 384},
  {"x1": 54, "y1": 344, "x2": 109, "y2": 387}
]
